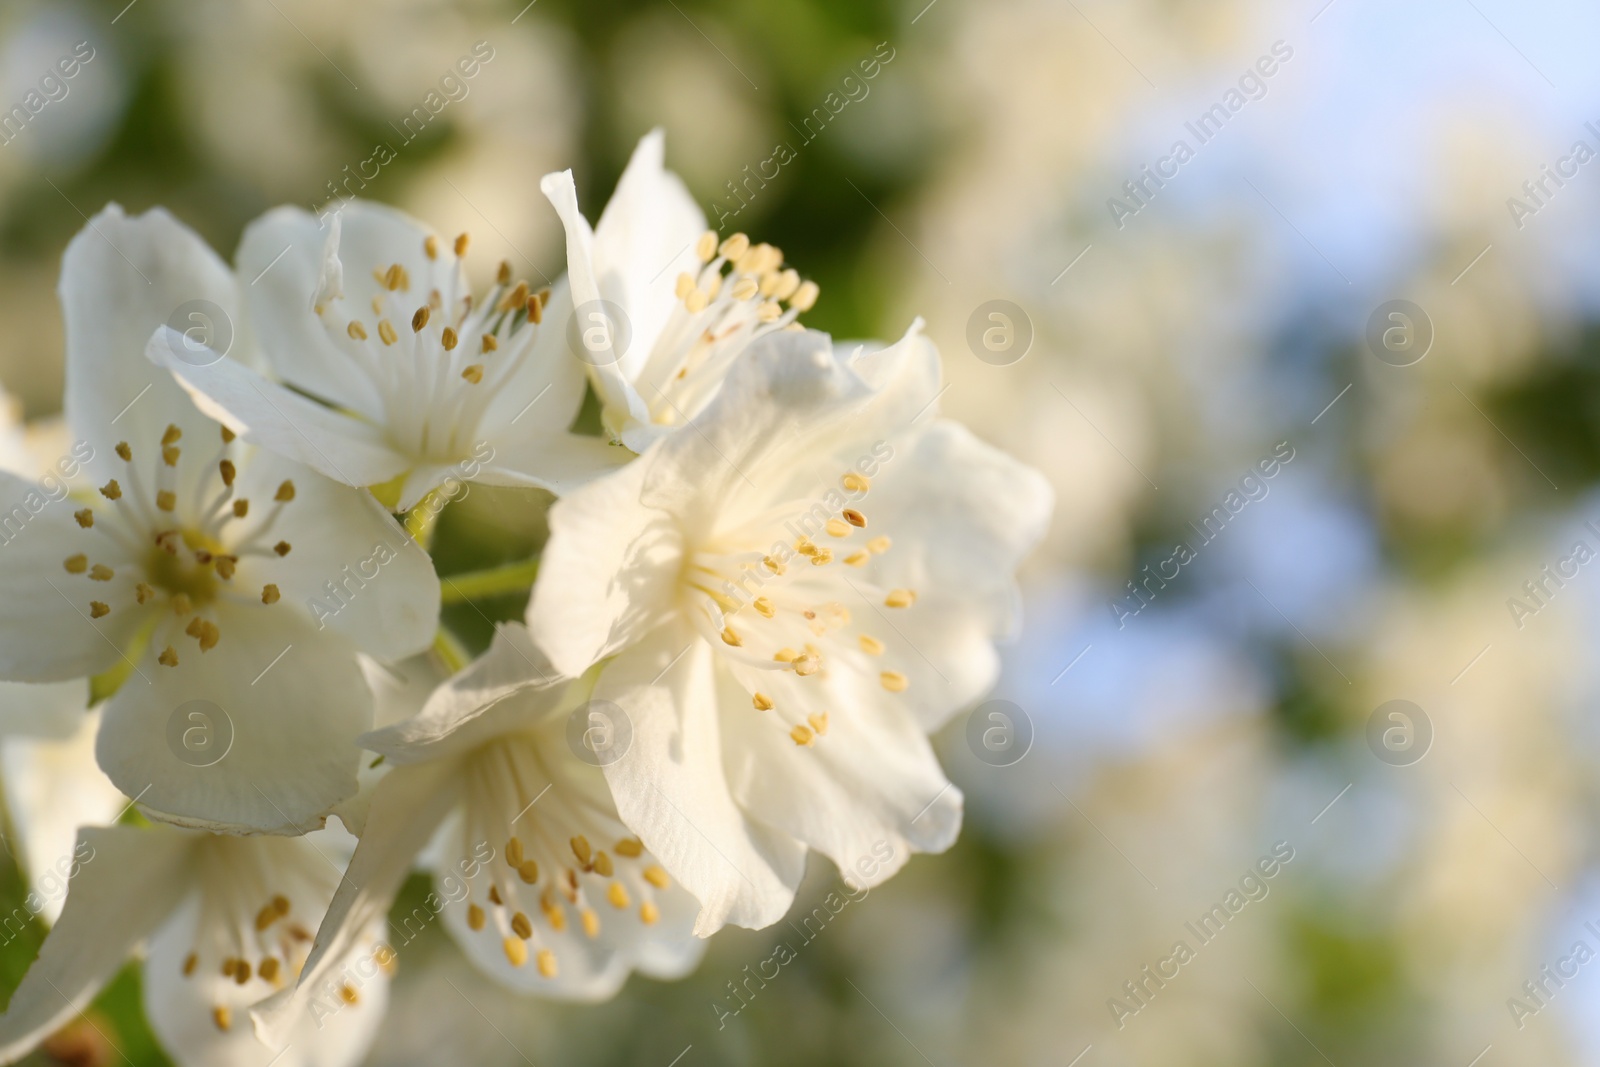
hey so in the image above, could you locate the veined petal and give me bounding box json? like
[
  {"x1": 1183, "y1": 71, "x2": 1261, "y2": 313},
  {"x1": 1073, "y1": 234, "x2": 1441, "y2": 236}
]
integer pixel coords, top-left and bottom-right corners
[
  {"x1": 361, "y1": 623, "x2": 565, "y2": 766},
  {"x1": 238, "y1": 448, "x2": 439, "y2": 662},
  {"x1": 596, "y1": 624, "x2": 806, "y2": 935},
  {"x1": 147, "y1": 327, "x2": 410, "y2": 491},
  {"x1": 721, "y1": 660, "x2": 962, "y2": 889},
  {"x1": 526, "y1": 454, "x2": 683, "y2": 678},
  {"x1": 95, "y1": 602, "x2": 372, "y2": 835},
  {"x1": 538, "y1": 169, "x2": 651, "y2": 438},
  {"x1": 236, "y1": 206, "x2": 384, "y2": 418},
  {"x1": 61, "y1": 205, "x2": 244, "y2": 465},
  {"x1": 0, "y1": 825, "x2": 193, "y2": 1063},
  {"x1": 591, "y1": 129, "x2": 708, "y2": 379},
  {"x1": 253, "y1": 762, "x2": 461, "y2": 1051}
]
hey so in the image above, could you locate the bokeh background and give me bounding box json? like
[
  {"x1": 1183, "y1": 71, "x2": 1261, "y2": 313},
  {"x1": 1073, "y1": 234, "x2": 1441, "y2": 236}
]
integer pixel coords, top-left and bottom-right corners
[{"x1": 3, "y1": 0, "x2": 1600, "y2": 1063}]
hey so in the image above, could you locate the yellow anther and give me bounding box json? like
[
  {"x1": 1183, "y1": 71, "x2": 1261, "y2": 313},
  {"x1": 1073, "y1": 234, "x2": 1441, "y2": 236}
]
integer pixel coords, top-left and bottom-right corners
[
  {"x1": 527, "y1": 292, "x2": 543, "y2": 325},
  {"x1": 696, "y1": 230, "x2": 718, "y2": 261},
  {"x1": 643, "y1": 865, "x2": 670, "y2": 890},
  {"x1": 757, "y1": 300, "x2": 784, "y2": 323},
  {"x1": 753, "y1": 692, "x2": 774, "y2": 711},
  {"x1": 219, "y1": 459, "x2": 236, "y2": 486},
  {"x1": 503, "y1": 937, "x2": 527, "y2": 968},
  {"x1": 615, "y1": 838, "x2": 643, "y2": 858},
  {"x1": 790, "y1": 724, "x2": 815, "y2": 747},
  {"x1": 763, "y1": 555, "x2": 785, "y2": 574},
  {"x1": 488, "y1": 885, "x2": 503, "y2": 906},
  {"x1": 339, "y1": 984, "x2": 358, "y2": 1005},
  {"x1": 592, "y1": 851, "x2": 614, "y2": 877},
  {"x1": 171, "y1": 593, "x2": 192, "y2": 615},
  {"x1": 213, "y1": 1006, "x2": 232, "y2": 1032},
  {"x1": 155, "y1": 491, "x2": 176, "y2": 512},
  {"x1": 275, "y1": 480, "x2": 296, "y2": 502},
  {"x1": 99, "y1": 480, "x2": 121, "y2": 501},
  {"x1": 467, "y1": 903, "x2": 485, "y2": 931},
  {"x1": 274, "y1": 541, "x2": 291, "y2": 556},
  {"x1": 808, "y1": 712, "x2": 829, "y2": 736},
  {"x1": 214, "y1": 556, "x2": 237, "y2": 580},
  {"x1": 89, "y1": 564, "x2": 113, "y2": 582},
  {"x1": 810, "y1": 548, "x2": 833, "y2": 566},
  {"x1": 256, "y1": 903, "x2": 278, "y2": 931},
  {"x1": 162, "y1": 424, "x2": 182, "y2": 446},
  {"x1": 273, "y1": 894, "x2": 289, "y2": 915},
  {"x1": 114, "y1": 441, "x2": 131, "y2": 461},
  {"x1": 135, "y1": 582, "x2": 154, "y2": 603},
  {"x1": 774, "y1": 647, "x2": 799, "y2": 663},
  {"x1": 607, "y1": 882, "x2": 630, "y2": 909},
  {"x1": 545, "y1": 900, "x2": 568, "y2": 933},
  {"x1": 880, "y1": 671, "x2": 909, "y2": 692},
  {"x1": 411, "y1": 306, "x2": 430, "y2": 332},
  {"x1": 506, "y1": 837, "x2": 524, "y2": 867},
  {"x1": 424, "y1": 234, "x2": 440, "y2": 260},
  {"x1": 233, "y1": 499, "x2": 249, "y2": 519},
  {"x1": 347, "y1": 320, "x2": 368, "y2": 340},
  {"x1": 721, "y1": 626, "x2": 743, "y2": 647},
  {"x1": 581, "y1": 908, "x2": 600, "y2": 938},
  {"x1": 731, "y1": 276, "x2": 760, "y2": 301},
  {"x1": 795, "y1": 537, "x2": 818, "y2": 557},
  {"x1": 497, "y1": 259, "x2": 512, "y2": 285},
  {"x1": 518, "y1": 860, "x2": 539, "y2": 884},
  {"x1": 792, "y1": 654, "x2": 821, "y2": 676},
  {"x1": 220, "y1": 425, "x2": 236, "y2": 444},
  {"x1": 570, "y1": 835, "x2": 592, "y2": 865},
  {"x1": 843, "y1": 509, "x2": 866, "y2": 527},
  {"x1": 74, "y1": 508, "x2": 94, "y2": 527},
  {"x1": 259, "y1": 957, "x2": 281, "y2": 983},
  {"x1": 235, "y1": 959, "x2": 251, "y2": 984},
  {"x1": 537, "y1": 949, "x2": 558, "y2": 978},
  {"x1": 183, "y1": 952, "x2": 197, "y2": 977},
  {"x1": 719, "y1": 233, "x2": 750, "y2": 261},
  {"x1": 844, "y1": 551, "x2": 869, "y2": 567},
  {"x1": 867, "y1": 536, "x2": 892, "y2": 554},
  {"x1": 482, "y1": 333, "x2": 499, "y2": 352},
  {"x1": 510, "y1": 911, "x2": 533, "y2": 939},
  {"x1": 842, "y1": 472, "x2": 870, "y2": 493},
  {"x1": 63, "y1": 554, "x2": 87, "y2": 573},
  {"x1": 262, "y1": 584, "x2": 280, "y2": 605},
  {"x1": 441, "y1": 326, "x2": 458, "y2": 351},
  {"x1": 773, "y1": 269, "x2": 801, "y2": 301},
  {"x1": 675, "y1": 272, "x2": 696, "y2": 299},
  {"x1": 640, "y1": 901, "x2": 661, "y2": 925},
  {"x1": 158, "y1": 646, "x2": 178, "y2": 667},
  {"x1": 685, "y1": 288, "x2": 709, "y2": 314},
  {"x1": 791, "y1": 280, "x2": 820, "y2": 311},
  {"x1": 461, "y1": 364, "x2": 484, "y2": 384},
  {"x1": 454, "y1": 233, "x2": 470, "y2": 257},
  {"x1": 377, "y1": 319, "x2": 398, "y2": 345},
  {"x1": 89, "y1": 601, "x2": 109, "y2": 618},
  {"x1": 885, "y1": 589, "x2": 916, "y2": 608},
  {"x1": 825, "y1": 518, "x2": 851, "y2": 538},
  {"x1": 859, "y1": 634, "x2": 885, "y2": 655},
  {"x1": 162, "y1": 445, "x2": 180, "y2": 467}
]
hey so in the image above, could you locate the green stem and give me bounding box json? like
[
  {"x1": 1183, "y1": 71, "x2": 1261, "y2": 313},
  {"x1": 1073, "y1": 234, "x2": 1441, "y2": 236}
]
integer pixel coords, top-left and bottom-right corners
[
  {"x1": 439, "y1": 557, "x2": 542, "y2": 603},
  {"x1": 432, "y1": 628, "x2": 471, "y2": 673}
]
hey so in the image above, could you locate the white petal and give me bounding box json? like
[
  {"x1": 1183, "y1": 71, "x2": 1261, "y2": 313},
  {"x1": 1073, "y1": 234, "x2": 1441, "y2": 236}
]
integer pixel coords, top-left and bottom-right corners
[
  {"x1": 252, "y1": 762, "x2": 460, "y2": 1050},
  {"x1": 526, "y1": 454, "x2": 684, "y2": 677},
  {"x1": 0, "y1": 825, "x2": 193, "y2": 1063},
  {"x1": 538, "y1": 169, "x2": 651, "y2": 437},
  {"x1": 0, "y1": 470, "x2": 145, "y2": 682},
  {"x1": 148, "y1": 326, "x2": 411, "y2": 491},
  {"x1": 852, "y1": 420, "x2": 1054, "y2": 729},
  {"x1": 61, "y1": 205, "x2": 243, "y2": 465},
  {"x1": 591, "y1": 130, "x2": 708, "y2": 377},
  {"x1": 473, "y1": 279, "x2": 591, "y2": 447},
  {"x1": 474, "y1": 431, "x2": 632, "y2": 497},
  {"x1": 361, "y1": 623, "x2": 563, "y2": 765},
  {"x1": 239, "y1": 449, "x2": 440, "y2": 662},
  {"x1": 721, "y1": 662, "x2": 962, "y2": 889},
  {"x1": 235, "y1": 206, "x2": 383, "y2": 417},
  {"x1": 95, "y1": 602, "x2": 372, "y2": 834},
  {"x1": 596, "y1": 624, "x2": 806, "y2": 935},
  {"x1": 0, "y1": 698, "x2": 125, "y2": 925}
]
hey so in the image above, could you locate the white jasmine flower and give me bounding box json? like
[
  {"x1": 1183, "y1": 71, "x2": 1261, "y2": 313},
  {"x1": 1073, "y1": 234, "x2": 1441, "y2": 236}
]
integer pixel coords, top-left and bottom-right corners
[
  {"x1": 526, "y1": 323, "x2": 1053, "y2": 933},
  {"x1": 0, "y1": 823, "x2": 390, "y2": 1067},
  {"x1": 0, "y1": 204, "x2": 440, "y2": 833},
  {"x1": 149, "y1": 200, "x2": 622, "y2": 511},
  {"x1": 540, "y1": 130, "x2": 820, "y2": 453},
  {"x1": 257, "y1": 624, "x2": 703, "y2": 1043}
]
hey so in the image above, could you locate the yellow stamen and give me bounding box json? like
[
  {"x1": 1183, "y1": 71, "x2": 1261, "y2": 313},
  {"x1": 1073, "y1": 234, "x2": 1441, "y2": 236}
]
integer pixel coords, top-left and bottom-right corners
[
  {"x1": 454, "y1": 233, "x2": 470, "y2": 257},
  {"x1": 182, "y1": 953, "x2": 197, "y2": 977},
  {"x1": 721, "y1": 626, "x2": 743, "y2": 647},
  {"x1": 467, "y1": 903, "x2": 485, "y2": 931},
  {"x1": 506, "y1": 837, "x2": 524, "y2": 866},
  {"x1": 232, "y1": 499, "x2": 249, "y2": 518},
  {"x1": 158, "y1": 645, "x2": 178, "y2": 668},
  {"x1": 275, "y1": 480, "x2": 296, "y2": 502},
  {"x1": 791, "y1": 280, "x2": 820, "y2": 311},
  {"x1": 518, "y1": 860, "x2": 539, "y2": 884},
  {"x1": 99, "y1": 480, "x2": 121, "y2": 501},
  {"x1": 607, "y1": 882, "x2": 630, "y2": 909},
  {"x1": 537, "y1": 949, "x2": 558, "y2": 978},
  {"x1": 219, "y1": 459, "x2": 236, "y2": 486},
  {"x1": 161, "y1": 424, "x2": 182, "y2": 446},
  {"x1": 753, "y1": 692, "x2": 774, "y2": 711},
  {"x1": 615, "y1": 838, "x2": 643, "y2": 858},
  {"x1": 259, "y1": 957, "x2": 281, "y2": 983},
  {"x1": 378, "y1": 319, "x2": 398, "y2": 345},
  {"x1": 348, "y1": 320, "x2": 368, "y2": 340},
  {"x1": 442, "y1": 326, "x2": 458, "y2": 350},
  {"x1": 155, "y1": 491, "x2": 176, "y2": 512},
  {"x1": 592, "y1": 851, "x2": 614, "y2": 877},
  {"x1": 643, "y1": 865, "x2": 670, "y2": 890},
  {"x1": 696, "y1": 230, "x2": 718, "y2": 261},
  {"x1": 213, "y1": 1006, "x2": 232, "y2": 1032},
  {"x1": 791, "y1": 724, "x2": 815, "y2": 746},
  {"x1": 774, "y1": 647, "x2": 798, "y2": 663},
  {"x1": 843, "y1": 509, "x2": 867, "y2": 527},
  {"x1": 581, "y1": 908, "x2": 600, "y2": 938},
  {"x1": 859, "y1": 634, "x2": 885, "y2": 655},
  {"x1": 503, "y1": 937, "x2": 527, "y2": 968},
  {"x1": 114, "y1": 441, "x2": 131, "y2": 461},
  {"x1": 510, "y1": 911, "x2": 533, "y2": 939},
  {"x1": 753, "y1": 596, "x2": 775, "y2": 618},
  {"x1": 719, "y1": 233, "x2": 750, "y2": 261},
  {"x1": 570, "y1": 835, "x2": 591, "y2": 865},
  {"x1": 461, "y1": 364, "x2": 484, "y2": 383},
  {"x1": 262, "y1": 584, "x2": 280, "y2": 605},
  {"x1": 89, "y1": 602, "x2": 109, "y2": 618},
  {"x1": 825, "y1": 518, "x2": 851, "y2": 538},
  {"x1": 63, "y1": 554, "x2": 87, "y2": 573},
  {"x1": 89, "y1": 564, "x2": 113, "y2": 582},
  {"x1": 162, "y1": 445, "x2": 180, "y2": 467},
  {"x1": 885, "y1": 589, "x2": 916, "y2": 608},
  {"x1": 74, "y1": 508, "x2": 94, "y2": 528},
  {"x1": 135, "y1": 582, "x2": 154, "y2": 603},
  {"x1": 412, "y1": 306, "x2": 430, "y2": 332},
  {"x1": 880, "y1": 671, "x2": 909, "y2": 692},
  {"x1": 640, "y1": 901, "x2": 661, "y2": 925},
  {"x1": 424, "y1": 234, "x2": 439, "y2": 260},
  {"x1": 275, "y1": 541, "x2": 291, "y2": 556},
  {"x1": 482, "y1": 333, "x2": 499, "y2": 352},
  {"x1": 808, "y1": 712, "x2": 829, "y2": 736}
]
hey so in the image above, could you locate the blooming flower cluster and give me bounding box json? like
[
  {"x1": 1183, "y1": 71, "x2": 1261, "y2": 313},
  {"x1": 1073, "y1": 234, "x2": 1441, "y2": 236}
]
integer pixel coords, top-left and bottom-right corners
[{"x1": 0, "y1": 130, "x2": 1051, "y2": 1066}]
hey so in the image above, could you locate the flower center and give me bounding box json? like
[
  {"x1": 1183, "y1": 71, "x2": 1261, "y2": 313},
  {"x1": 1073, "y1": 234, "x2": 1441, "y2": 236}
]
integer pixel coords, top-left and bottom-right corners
[
  {"x1": 313, "y1": 231, "x2": 549, "y2": 464},
  {"x1": 456, "y1": 734, "x2": 674, "y2": 978},
  {"x1": 646, "y1": 229, "x2": 819, "y2": 429},
  {"x1": 682, "y1": 469, "x2": 914, "y2": 747},
  {"x1": 63, "y1": 423, "x2": 292, "y2": 667}
]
